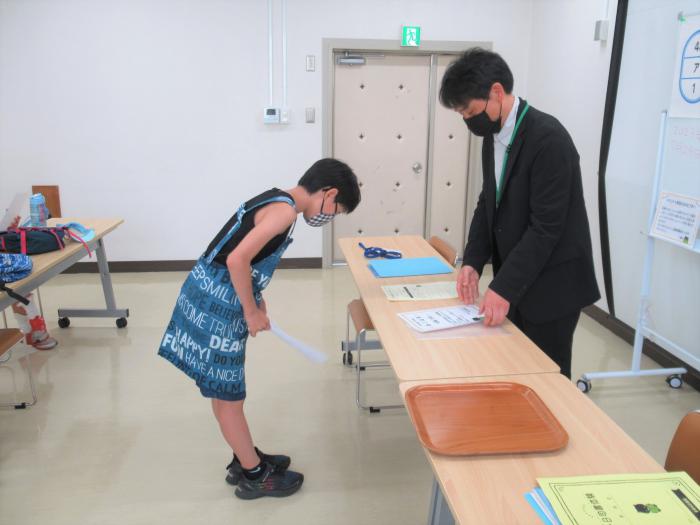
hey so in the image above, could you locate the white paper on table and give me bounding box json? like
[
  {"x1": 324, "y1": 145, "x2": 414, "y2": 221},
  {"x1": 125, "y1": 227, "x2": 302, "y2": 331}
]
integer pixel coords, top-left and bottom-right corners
[
  {"x1": 0, "y1": 193, "x2": 29, "y2": 230},
  {"x1": 411, "y1": 322, "x2": 511, "y2": 340},
  {"x1": 381, "y1": 281, "x2": 458, "y2": 301},
  {"x1": 269, "y1": 322, "x2": 327, "y2": 363},
  {"x1": 397, "y1": 304, "x2": 483, "y2": 333}
]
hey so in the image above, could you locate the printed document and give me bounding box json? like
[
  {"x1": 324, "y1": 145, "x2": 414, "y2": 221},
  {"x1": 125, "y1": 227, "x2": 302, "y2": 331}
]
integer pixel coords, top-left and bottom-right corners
[
  {"x1": 398, "y1": 304, "x2": 483, "y2": 333},
  {"x1": 381, "y1": 281, "x2": 458, "y2": 301}
]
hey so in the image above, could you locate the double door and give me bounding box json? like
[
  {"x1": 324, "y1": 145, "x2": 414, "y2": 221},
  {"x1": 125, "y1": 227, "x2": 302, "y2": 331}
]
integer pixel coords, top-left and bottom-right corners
[{"x1": 331, "y1": 52, "x2": 475, "y2": 263}]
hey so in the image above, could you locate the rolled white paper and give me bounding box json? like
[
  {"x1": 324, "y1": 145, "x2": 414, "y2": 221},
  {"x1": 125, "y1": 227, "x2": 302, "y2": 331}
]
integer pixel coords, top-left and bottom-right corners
[{"x1": 270, "y1": 322, "x2": 327, "y2": 363}]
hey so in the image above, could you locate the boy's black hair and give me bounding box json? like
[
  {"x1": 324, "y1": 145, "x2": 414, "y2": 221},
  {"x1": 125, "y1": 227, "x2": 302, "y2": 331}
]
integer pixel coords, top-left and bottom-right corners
[
  {"x1": 298, "y1": 158, "x2": 361, "y2": 213},
  {"x1": 439, "y1": 48, "x2": 514, "y2": 110}
]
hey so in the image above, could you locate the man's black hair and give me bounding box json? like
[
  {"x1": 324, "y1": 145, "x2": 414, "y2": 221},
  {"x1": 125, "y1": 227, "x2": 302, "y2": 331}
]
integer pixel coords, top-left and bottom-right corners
[
  {"x1": 298, "y1": 158, "x2": 361, "y2": 213},
  {"x1": 439, "y1": 47, "x2": 514, "y2": 109}
]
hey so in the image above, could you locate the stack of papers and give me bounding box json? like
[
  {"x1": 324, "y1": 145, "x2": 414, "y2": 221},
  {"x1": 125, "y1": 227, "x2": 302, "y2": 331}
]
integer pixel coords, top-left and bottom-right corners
[
  {"x1": 381, "y1": 281, "x2": 458, "y2": 301},
  {"x1": 526, "y1": 472, "x2": 700, "y2": 525}
]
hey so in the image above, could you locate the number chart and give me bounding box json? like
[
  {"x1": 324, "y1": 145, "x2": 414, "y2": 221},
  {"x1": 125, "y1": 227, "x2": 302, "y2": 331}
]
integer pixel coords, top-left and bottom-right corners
[{"x1": 671, "y1": 13, "x2": 700, "y2": 118}]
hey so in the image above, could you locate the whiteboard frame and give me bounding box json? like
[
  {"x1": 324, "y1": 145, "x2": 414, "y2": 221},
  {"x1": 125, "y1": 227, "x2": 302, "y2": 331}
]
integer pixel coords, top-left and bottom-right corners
[{"x1": 580, "y1": 111, "x2": 696, "y2": 391}]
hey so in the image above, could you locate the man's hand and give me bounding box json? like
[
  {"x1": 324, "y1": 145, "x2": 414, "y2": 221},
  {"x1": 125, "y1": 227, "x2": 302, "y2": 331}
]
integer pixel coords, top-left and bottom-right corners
[
  {"x1": 9, "y1": 216, "x2": 20, "y2": 229},
  {"x1": 244, "y1": 307, "x2": 270, "y2": 337},
  {"x1": 456, "y1": 265, "x2": 480, "y2": 304},
  {"x1": 480, "y1": 288, "x2": 510, "y2": 327}
]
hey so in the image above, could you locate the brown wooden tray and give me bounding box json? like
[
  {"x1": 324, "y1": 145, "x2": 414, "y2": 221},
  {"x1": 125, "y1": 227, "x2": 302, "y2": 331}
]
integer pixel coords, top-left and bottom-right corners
[{"x1": 404, "y1": 382, "x2": 569, "y2": 456}]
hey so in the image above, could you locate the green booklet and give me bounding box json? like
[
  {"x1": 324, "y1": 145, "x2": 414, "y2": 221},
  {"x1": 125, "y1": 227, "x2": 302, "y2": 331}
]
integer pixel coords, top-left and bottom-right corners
[{"x1": 537, "y1": 472, "x2": 700, "y2": 524}]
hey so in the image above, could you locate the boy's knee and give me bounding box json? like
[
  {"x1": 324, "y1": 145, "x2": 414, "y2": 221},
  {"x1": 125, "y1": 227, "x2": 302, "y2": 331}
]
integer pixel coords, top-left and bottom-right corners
[{"x1": 214, "y1": 398, "x2": 245, "y2": 411}]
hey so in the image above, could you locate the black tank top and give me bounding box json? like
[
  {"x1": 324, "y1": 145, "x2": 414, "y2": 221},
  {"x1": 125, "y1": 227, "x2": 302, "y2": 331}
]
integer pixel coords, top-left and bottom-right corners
[{"x1": 205, "y1": 189, "x2": 295, "y2": 266}]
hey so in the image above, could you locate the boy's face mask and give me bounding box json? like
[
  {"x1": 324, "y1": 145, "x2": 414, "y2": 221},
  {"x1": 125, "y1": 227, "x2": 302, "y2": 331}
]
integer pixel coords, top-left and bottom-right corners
[{"x1": 304, "y1": 191, "x2": 337, "y2": 227}]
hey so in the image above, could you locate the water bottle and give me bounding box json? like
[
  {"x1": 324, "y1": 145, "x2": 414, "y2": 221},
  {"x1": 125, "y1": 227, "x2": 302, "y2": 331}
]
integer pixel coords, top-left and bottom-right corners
[{"x1": 29, "y1": 193, "x2": 48, "y2": 227}]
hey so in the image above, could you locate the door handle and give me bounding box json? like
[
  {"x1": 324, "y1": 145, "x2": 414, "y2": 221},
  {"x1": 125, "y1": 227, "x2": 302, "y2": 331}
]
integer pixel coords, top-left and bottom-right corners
[{"x1": 412, "y1": 162, "x2": 423, "y2": 174}]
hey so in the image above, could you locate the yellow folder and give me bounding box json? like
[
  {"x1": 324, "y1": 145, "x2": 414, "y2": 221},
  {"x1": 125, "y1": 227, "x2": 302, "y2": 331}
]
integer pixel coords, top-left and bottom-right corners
[{"x1": 537, "y1": 472, "x2": 700, "y2": 525}]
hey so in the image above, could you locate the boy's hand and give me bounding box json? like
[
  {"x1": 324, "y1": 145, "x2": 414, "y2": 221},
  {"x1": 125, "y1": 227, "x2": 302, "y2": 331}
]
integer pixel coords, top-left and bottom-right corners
[
  {"x1": 9, "y1": 216, "x2": 20, "y2": 229},
  {"x1": 245, "y1": 307, "x2": 270, "y2": 337}
]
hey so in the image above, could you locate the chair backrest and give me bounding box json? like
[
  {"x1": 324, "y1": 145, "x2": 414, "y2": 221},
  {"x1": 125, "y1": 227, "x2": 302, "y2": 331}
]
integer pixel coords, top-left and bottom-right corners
[
  {"x1": 428, "y1": 236, "x2": 457, "y2": 268},
  {"x1": 665, "y1": 410, "x2": 700, "y2": 484},
  {"x1": 31, "y1": 185, "x2": 62, "y2": 218}
]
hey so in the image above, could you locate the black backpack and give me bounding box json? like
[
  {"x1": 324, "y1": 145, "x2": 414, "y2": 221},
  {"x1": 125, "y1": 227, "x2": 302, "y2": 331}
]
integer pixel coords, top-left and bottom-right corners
[{"x1": 0, "y1": 227, "x2": 67, "y2": 255}]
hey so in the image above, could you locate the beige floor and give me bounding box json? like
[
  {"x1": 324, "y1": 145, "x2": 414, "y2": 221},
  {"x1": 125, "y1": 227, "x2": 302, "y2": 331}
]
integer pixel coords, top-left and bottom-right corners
[{"x1": 1, "y1": 266, "x2": 698, "y2": 525}]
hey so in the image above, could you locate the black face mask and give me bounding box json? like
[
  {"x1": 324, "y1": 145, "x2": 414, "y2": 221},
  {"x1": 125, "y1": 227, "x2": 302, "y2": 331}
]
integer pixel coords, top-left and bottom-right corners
[{"x1": 463, "y1": 99, "x2": 502, "y2": 137}]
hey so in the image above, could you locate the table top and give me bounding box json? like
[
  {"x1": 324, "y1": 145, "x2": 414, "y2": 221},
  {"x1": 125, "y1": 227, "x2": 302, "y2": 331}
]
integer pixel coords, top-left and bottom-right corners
[
  {"x1": 400, "y1": 374, "x2": 663, "y2": 525},
  {"x1": 339, "y1": 236, "x2": 559, "y2": 381},
  {"x1": 0, "y1": 218, "x2": 123, "y2": 301}
]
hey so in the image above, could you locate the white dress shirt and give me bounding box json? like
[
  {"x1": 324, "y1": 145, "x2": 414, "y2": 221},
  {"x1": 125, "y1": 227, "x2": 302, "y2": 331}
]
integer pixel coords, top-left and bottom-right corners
[{"x1": 493, "y1": 95, "x2": 520, "y2": 192}]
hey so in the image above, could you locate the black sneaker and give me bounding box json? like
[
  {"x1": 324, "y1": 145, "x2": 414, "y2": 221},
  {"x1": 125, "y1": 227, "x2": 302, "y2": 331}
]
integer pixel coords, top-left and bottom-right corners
[
  {"x1": 225, "y1": 447, "x2": 291, "y2": 485},
  {"x1": 234, "y1": 461, "x2": 304, "y2": 500}
]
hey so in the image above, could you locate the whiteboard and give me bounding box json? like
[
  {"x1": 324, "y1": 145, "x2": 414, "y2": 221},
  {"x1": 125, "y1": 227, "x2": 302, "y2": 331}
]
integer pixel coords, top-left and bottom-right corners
[
  {"x1": 606, "y1": 1, "x2": 700, "y2": 361},
  {"x1": 658, "y1": 117, "x2": 700, "y2": 252}
]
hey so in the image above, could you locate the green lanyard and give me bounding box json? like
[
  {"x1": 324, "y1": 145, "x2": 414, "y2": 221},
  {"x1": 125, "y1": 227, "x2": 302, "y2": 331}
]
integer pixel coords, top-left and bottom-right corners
[{"x1": 496, "y1": 102, "x2": 530, "y2": 207}]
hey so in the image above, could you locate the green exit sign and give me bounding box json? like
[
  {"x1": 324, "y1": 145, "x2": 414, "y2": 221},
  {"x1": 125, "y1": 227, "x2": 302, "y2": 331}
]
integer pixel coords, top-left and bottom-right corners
[{"x1": 401, "y1": 26, "x2": 421, "y2": 47}]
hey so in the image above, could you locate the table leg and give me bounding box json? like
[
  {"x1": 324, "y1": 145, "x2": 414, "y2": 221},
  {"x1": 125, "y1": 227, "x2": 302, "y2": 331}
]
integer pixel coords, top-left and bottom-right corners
[
  {"x1": 428, "y1": 477, "x2": 455, "y2": 525},
  {"x1": 57, "y1": 238, "x2": 129, "y2": 326}
]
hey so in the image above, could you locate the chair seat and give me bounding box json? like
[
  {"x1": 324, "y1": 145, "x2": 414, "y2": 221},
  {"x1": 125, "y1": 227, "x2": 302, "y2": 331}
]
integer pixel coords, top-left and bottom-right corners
[
  {"x1": 0, "y1": 329, "x2": 23, "y2": 358},
  {"x1": 348, "y1": 299, "x2": 374, "y2": 333}
]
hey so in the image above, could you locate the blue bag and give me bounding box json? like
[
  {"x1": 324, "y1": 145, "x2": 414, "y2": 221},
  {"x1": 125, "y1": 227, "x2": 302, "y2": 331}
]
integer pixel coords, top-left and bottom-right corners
[
  {"x1": 0, "y1": 253, "x2": 32, "y2": 304},
  {"x1": 158, "y1": 195, "x2": 295, "y2": 400}
]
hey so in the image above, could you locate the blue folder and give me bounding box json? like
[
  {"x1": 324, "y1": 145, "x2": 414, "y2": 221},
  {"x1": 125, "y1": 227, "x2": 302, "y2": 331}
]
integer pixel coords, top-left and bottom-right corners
[
  {"x1": 524, "y1": 489, "x2": 561, "y2": 525},
  {"x1": 368, "y1": 257, "x2": 453, "y2": 278}
]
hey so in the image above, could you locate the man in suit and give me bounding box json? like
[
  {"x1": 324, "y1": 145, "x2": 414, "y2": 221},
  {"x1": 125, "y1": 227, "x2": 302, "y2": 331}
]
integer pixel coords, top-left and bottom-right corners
[{"x1": 439, "y1": 48, "x2": 600, "y2": 378}]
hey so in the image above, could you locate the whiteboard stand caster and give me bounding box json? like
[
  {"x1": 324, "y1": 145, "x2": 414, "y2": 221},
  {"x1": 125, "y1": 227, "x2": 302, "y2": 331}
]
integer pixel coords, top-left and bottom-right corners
[
  {"x1": 577, "y1": 378, "x2": 592, "y2": 394},
  {"x1": 666, "y1": 375, "x2": 683, "y2": 389}
]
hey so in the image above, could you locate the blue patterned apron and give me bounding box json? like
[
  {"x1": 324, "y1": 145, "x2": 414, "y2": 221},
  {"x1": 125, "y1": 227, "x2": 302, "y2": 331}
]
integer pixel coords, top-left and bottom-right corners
[{"x1": 158, "y1": 195, "x2": 295, "y2": 400}]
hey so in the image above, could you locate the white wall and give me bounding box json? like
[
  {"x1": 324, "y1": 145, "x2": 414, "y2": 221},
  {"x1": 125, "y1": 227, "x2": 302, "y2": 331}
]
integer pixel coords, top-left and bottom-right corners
[
  {"x1": 0, "y1": 0, "x2": 535, "y2": 261},
  {"x1": 526, "y1": 0, "x2": 616, "y2": 311}
]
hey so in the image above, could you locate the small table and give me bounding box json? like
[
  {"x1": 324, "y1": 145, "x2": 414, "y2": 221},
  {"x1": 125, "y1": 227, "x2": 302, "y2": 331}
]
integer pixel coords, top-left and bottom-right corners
[
  {"x1": 339, "y1": 235, "x2": 559, "y2": 381},
  {"x1": 1, "y1": 218, "x2": 129, "y2": 327},
  {"x1": 399, "y1": 374, "x2": 664, "y2": 525}
]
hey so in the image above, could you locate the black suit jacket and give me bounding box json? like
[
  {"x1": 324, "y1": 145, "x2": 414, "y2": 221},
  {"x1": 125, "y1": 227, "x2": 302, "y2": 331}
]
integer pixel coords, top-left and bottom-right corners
[{"x1": 463, "y1": 99, "x2": 600, "y2": 323}]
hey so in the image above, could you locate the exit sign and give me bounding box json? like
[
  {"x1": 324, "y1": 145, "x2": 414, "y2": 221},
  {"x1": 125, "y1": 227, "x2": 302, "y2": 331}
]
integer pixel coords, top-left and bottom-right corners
[{"x1": 401, "y1": 26, "x2": 421, "y2": 47}]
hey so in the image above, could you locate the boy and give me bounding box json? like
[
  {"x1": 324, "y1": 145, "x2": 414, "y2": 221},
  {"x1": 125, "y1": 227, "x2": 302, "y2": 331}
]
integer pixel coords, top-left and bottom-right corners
[{"x1": 158, "y1": 158, "x2": 361, "y2": 499}]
